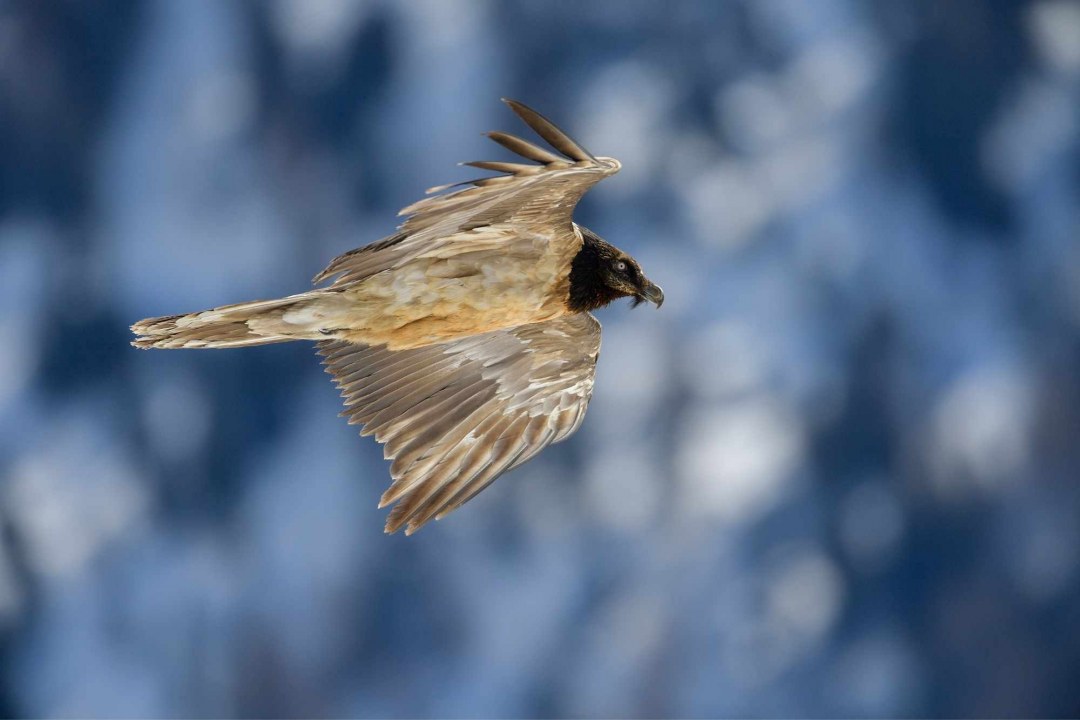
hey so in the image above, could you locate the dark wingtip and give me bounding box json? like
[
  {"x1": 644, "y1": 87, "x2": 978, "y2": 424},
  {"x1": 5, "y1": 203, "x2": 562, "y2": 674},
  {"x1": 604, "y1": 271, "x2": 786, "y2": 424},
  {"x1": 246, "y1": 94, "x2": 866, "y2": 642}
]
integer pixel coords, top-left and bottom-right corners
[
  {"x1": 483, "y1": 130, "x2": 562, "y2": 165},
  {"x1": 499, "y1": 98, "x2": 597, "y2": 163}
]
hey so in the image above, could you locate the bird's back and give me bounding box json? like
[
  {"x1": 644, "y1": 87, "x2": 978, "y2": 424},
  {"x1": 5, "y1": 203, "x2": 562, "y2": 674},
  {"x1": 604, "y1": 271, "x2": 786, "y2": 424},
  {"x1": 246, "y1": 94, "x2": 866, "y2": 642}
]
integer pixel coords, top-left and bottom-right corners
[{"x1": 318, "y1": 223, "x2": 578, "y2": 350}]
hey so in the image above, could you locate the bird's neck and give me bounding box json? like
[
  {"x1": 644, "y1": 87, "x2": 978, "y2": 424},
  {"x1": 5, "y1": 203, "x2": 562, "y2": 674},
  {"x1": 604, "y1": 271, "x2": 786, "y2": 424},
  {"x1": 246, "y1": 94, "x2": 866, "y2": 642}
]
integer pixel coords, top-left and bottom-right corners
[{"x1": 567, "y1": 230, "x2": 626, "y2": 312}]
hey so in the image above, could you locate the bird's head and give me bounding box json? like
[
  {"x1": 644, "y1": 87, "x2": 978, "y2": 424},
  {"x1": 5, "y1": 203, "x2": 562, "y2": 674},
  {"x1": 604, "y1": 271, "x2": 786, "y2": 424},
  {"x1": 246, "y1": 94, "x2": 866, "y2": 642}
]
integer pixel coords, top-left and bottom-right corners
[
  {"x1": 597, "y1": 248, "x2": 664, "y2": 309},
  {"x1": 568, "y1": 227, "x2": 664, "y2": 312}
]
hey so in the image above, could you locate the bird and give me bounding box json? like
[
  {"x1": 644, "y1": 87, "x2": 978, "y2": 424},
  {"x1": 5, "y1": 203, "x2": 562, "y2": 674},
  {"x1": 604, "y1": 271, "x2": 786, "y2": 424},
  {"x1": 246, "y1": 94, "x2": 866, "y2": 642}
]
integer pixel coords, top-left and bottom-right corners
[{"x1": 132, "y1": 99, "x2": 664, "y2": 534}]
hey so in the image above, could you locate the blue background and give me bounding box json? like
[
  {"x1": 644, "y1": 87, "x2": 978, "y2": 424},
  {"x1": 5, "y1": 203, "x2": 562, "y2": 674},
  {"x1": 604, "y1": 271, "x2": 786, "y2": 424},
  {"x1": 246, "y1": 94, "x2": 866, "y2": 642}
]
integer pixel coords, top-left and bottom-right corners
[{"x1": 2, "y1": 0, "x2": 1080, "y2": 716}]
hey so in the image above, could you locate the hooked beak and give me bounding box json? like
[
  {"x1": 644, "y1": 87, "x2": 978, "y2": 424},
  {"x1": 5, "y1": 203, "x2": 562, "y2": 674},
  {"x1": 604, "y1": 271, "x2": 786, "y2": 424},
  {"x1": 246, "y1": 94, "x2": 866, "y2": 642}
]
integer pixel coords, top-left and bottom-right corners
[{"x1": 637, "y1": 279, "x2": 664, "y2": 308}]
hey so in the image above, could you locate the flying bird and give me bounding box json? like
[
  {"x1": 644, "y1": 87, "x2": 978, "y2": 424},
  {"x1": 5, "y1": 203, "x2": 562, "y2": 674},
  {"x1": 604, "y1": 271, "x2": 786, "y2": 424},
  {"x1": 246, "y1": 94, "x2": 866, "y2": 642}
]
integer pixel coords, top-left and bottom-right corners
[{"x1": 132, "y1": 99, "x2": 664, "y2": 534}]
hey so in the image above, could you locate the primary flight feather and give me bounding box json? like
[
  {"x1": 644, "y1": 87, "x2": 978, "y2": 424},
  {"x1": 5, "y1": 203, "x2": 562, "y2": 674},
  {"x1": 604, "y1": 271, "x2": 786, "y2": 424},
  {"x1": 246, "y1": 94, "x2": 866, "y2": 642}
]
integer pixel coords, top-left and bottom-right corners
[{"x1": 132, "y1": 99, "x2": 664, "y2": 534}]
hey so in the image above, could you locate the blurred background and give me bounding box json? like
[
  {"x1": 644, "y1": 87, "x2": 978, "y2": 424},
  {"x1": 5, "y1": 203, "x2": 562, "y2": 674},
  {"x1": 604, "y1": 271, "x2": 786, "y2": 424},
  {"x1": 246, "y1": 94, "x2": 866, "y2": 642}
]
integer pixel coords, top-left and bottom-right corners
[{"x1": 2, "y1": 0, "x2": 1080, "y2": 716}]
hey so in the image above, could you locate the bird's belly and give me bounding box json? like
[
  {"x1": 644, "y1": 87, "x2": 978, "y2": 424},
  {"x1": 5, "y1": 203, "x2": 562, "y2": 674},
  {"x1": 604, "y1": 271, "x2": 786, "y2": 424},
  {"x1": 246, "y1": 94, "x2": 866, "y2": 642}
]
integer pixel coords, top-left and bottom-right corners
[{"x1": 335, "y1": 253, "x2": 571, "y2": 350}]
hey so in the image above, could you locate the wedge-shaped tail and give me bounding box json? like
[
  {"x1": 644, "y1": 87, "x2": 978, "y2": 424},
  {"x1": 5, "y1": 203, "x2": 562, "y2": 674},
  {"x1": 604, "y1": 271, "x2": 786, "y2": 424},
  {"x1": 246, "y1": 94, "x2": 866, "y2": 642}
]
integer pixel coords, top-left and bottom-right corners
[{"x1": 131, "y1": 293, "x2": 325, "y2": 349}]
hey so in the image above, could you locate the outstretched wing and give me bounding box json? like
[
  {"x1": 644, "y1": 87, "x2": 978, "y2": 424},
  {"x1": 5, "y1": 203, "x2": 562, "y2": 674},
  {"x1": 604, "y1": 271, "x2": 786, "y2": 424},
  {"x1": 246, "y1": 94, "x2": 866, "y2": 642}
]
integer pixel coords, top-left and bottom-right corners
[
  {"x1": 314, "y1": 99, "x2": 620, "y2": 287},
  {"x1": 319, "y1": 313, "x2": 602, "y2": 534}
]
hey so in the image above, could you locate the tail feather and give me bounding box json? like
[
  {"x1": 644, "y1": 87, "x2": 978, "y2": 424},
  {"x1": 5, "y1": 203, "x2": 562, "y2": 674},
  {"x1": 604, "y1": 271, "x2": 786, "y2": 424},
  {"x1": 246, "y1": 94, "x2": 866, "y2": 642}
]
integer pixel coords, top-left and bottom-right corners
[{"x1": 131, "y1": 294, "x2": 324, "y2": 349}]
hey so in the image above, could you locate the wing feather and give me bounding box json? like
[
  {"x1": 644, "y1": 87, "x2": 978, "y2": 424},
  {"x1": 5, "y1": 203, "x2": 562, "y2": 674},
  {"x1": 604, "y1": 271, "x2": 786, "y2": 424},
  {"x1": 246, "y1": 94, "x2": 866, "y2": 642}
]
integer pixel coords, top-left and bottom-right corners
[
  {"x1": 421, "y1": 415, "x2": 550, "y2": 526},
  {"x1": 313, "y1": 100, "x2": 620, "y2": 287},
  {"x1": 388, "y1": 413, "x2": 526, "y2": 534},
  {"x1": 405, "y1": 415, "x2": 535, "y2": 532},
  {"x1": 463, "y1": 160, "x2": 541, "y2": 175},
  {"x1": 484, "y1": 131, "x2": 564, "y2": 165},
  {"x1": 503, "y1": 98, "x2": 596, "y2": 162},
  {"x1": 383, "y1": 411, "x2": 510, "y2": 526},
  {"x1": 319, "y1": 314, "x2": 602, "y2": 534}
]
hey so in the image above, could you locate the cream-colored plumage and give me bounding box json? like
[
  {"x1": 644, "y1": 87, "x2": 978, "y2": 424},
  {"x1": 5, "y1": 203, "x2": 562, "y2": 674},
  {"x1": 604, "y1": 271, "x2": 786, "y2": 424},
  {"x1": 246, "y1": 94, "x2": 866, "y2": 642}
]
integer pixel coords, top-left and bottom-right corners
[
  {"x1": 131, "y1": 99, "x2": 661, "y2": 534},
  {"x1": 328, "y1": 224, "x2": 575, "y2": 349}
]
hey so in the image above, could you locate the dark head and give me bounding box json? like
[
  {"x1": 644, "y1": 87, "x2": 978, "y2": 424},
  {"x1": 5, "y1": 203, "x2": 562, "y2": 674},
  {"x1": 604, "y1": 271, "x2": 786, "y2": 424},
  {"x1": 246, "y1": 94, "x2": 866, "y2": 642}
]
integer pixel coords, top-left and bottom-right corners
[{"x1": 567, "y1": 227, "x2": 664, "y2": 313}]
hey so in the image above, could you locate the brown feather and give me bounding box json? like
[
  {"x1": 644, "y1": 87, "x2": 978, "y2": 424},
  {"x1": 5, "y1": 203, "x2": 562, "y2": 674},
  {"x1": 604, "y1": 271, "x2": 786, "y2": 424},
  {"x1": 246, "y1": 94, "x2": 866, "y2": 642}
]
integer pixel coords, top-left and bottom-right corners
[
  {"x1": 503, "y1": 98, "x2": 596, "y2": 162},
  {"x1": 484, "y1": 131, "x2": 563, "y2": 165},
  {"x1": 318, "y1": 313, "x2": 601, "y2": 533},
  {"x1": 463, "y1": 160, "x2": 540, "y2": 175}
]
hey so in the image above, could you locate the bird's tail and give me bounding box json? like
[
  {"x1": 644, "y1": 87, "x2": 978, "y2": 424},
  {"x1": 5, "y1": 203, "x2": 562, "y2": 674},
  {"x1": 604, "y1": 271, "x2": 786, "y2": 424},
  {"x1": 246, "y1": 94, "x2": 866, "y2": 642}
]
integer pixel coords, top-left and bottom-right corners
[{"x1": 131, "y1": 292, "x2": 333, "y2": 349}]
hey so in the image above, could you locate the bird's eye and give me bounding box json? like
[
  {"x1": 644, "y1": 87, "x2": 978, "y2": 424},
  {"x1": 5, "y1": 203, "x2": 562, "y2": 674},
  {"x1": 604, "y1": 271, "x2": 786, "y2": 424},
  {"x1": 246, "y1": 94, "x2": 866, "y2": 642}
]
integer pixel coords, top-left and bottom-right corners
[{"x1": 615, "y1": 261, "x2": 627, "y2": 272}]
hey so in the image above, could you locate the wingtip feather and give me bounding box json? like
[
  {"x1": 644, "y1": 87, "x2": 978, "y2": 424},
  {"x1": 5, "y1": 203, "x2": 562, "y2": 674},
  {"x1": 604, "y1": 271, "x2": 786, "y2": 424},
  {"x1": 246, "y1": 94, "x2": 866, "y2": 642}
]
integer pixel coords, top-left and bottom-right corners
[
  {"x1": 501, "y1": 98, "x2": 597, "y2": 163},
  {"x1": 484, "y1": 131, "x2": 563, "y2": 165}
]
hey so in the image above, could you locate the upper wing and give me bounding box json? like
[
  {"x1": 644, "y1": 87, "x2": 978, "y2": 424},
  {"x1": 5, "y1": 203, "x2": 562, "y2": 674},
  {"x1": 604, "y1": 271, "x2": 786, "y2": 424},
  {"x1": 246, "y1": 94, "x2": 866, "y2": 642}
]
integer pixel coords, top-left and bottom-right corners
[
  {"x1": 319, "y1": 313, "x2": 602, "y2": 534},
  {"x1": 314, "y1": 99, "x2": 621, "y2": 287}
]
